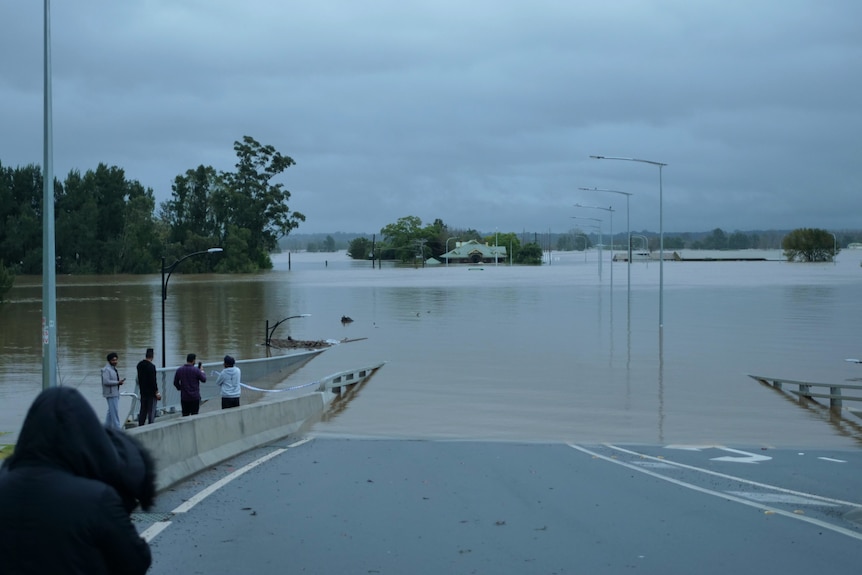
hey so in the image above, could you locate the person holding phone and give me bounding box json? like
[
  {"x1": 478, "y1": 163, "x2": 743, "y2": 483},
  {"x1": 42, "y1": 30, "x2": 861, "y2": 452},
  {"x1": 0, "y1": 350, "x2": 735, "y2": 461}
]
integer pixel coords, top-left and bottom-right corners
[
  {"x1": 101, "y1": 352, "x2": 126, "y2": 429},
  {"x1": 173, "y1": 353, "x2": 207, "y2": 416}
]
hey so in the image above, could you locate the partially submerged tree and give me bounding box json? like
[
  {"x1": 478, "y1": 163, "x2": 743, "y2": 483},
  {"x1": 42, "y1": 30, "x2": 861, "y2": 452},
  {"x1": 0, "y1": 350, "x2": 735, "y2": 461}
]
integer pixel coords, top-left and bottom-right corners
[
  {"x1": 347, "y1": 237, "x2": 373, "y2": 260},
  {"x1": 782, "y1": 228, "x2": 838, "y2": 262},
  {"x1": 0, "y1": 260, "x2": 14, "y2": 302}
]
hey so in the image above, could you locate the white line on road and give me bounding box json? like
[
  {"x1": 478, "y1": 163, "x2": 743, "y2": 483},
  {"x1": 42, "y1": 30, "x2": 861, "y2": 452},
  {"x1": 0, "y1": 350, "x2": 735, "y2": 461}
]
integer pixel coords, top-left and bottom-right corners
[
  {"x1": 140, "y1": 438, "x2": 312, "y2": 543},
  {"x1": 568, "y1": 444, "x2": 862, "y2": 542},
  {"x1": 604, "y1": 444, "x2": 861, "y2": 508},
  {"x1": 818, "y1": 457, "x2": 847, "y2": 463}
]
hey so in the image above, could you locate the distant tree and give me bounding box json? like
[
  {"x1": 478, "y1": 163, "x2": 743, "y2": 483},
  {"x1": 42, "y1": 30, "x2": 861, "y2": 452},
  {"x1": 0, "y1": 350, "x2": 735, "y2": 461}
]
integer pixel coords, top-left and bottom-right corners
[
  {"x1": 0, "y1": 163, "x2": 44, "y2": 274},
  {"x1": 728, "y1": 232, "x2": 752, "y2": 250},
  {"x1": 0, "y1": 260, "x2": 14, "y2": 301},
  {"x1": 163, "y1": 165, "x2": 219, "y2": 245},
  {"x1": 218, "y1": 136, "x2": 305, "y2": 269},
  {"x1": 484, "y1": 232, "x2": 520, "y2": 263},
  {"x1": 347, "y1": 237, "x2": 373, "y2": 260},
  {"x1": 118, "y1": 181, "x2": 162, "y2": 274},
  {"x1": 160, "y1": 136, "x2": 305, "y2": 271},
  {"x1": 556, "y1": 234, "x2": 576, "y2": 251},
  {"x1": 663, "y1": 236, "x2": 685, "y2": 250},
  {"x1": 322, "y1": 235, "x2": 337, "y2": 252},
  {"x1": 517, "y1": 242, "x2": 543, "y2": 264},
  {"x1": 380, "y1": 215, "x2": 423, "y2": 262},
  {"x1": 782, "y1": 228, "x2": 838, "y2": 262}
]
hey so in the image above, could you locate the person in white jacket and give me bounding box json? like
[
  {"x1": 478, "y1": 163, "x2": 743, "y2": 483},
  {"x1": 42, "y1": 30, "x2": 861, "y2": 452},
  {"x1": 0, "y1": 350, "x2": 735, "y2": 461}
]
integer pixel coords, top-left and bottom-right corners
[{"x1": 215, "y1": 355, "x2": 242, "y2": 409}]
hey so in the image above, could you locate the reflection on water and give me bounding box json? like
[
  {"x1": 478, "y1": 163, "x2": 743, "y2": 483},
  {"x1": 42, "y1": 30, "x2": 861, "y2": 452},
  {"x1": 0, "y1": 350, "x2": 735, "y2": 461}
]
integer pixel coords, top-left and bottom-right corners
[{"x1": 3, "y1": 249, "x2": 862, "y2": 448}]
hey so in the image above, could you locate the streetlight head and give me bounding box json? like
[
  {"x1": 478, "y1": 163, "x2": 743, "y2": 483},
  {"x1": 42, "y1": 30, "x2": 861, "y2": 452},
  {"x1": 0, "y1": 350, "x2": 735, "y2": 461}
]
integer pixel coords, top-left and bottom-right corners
[
  {"x1": 207, "y1": 247, "x2": 224, "y2": 253},
  {"x1": 590, "y1": 155, "x2": 605, "y2": 160}
]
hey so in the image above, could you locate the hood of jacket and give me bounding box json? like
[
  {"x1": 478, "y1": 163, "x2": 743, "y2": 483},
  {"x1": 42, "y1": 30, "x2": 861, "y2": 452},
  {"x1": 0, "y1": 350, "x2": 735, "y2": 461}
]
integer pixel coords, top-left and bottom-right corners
[{"x1": 2, "y1": 387, "x2": 156, "y2": 511}]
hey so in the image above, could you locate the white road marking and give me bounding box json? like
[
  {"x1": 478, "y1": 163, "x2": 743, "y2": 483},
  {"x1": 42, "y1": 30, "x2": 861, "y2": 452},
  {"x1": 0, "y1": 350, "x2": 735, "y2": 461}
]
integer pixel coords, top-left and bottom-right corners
[
  {"x1": 818, "y1": 457, "x2": 847, "y2": 463},
  {"x1": 725, "y1": 491, "x2": 839, "y2": 506},
  {"x1": 665, "y1": 445, "x2": 772, "y2": 464},
  {"x1": 709, "y1": 447, "x2": 772, "y2": 464},
  {"x1": 568, "y1": 444, "x2": 862, "y2": 542},
  {"x1": 140, "y1": 438, "x2": 312, "y2": 543},
  {"x1": 603, "y1": 444, "x2": 861, "y2": 508}
]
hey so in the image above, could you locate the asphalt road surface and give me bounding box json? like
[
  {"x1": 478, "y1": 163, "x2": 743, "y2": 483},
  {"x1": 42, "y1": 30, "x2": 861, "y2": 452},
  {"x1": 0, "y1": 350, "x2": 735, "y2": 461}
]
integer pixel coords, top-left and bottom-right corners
[{"x1": 137, "y1": 438, "x2": 862, "y2": 574}]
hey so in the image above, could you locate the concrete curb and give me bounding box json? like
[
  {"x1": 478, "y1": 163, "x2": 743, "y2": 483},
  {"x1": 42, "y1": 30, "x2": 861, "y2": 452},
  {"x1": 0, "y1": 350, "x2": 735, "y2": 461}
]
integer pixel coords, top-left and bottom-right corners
[{"x1": 128, "y1": 392, "x2": 327, "y2": 491}]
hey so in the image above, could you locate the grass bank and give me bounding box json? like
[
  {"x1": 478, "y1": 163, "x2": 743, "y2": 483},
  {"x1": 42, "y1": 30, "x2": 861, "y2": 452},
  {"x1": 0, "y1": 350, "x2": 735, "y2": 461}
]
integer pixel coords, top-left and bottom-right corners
[{"x1": 0, "y1": 432, "x2": 12, "y2": 460}]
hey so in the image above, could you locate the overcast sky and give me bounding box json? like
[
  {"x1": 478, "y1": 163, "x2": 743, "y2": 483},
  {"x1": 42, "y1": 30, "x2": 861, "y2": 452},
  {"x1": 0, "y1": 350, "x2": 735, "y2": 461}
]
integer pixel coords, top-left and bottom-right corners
[{"x1": 2, "y1": 1, "x2": 860, "y2": 236}]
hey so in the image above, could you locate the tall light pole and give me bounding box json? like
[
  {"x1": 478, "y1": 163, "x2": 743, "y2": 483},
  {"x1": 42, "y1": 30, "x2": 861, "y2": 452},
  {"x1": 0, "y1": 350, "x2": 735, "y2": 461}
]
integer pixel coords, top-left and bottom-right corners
[
  {"x1": 575, "y1": 234, "x2": 589, "y2": 261},
  {"x1": 575, "y1": 204, "x2": 615, "y2": 294},
  {"x1": 446, "y1": 236, "x2": 458, "y2": 268},
  {"x1": 41, "y1": 0, "x2": 57, "y2": 389},
  {"x1": 591, "y1": 155, "x2": 667, "y2": 330},
  {"x1": 161, "y1": 248, "x2": 223, "y2": 368},
  {"x1": 830, "y1": 232, "x2": 837, "y2": 265},
  {"x1": 579, "y1": 187, "x2": 632, "y2": 297},
  {"x1": 571, "y1": 217, "x2": 603, "y2": 278}
]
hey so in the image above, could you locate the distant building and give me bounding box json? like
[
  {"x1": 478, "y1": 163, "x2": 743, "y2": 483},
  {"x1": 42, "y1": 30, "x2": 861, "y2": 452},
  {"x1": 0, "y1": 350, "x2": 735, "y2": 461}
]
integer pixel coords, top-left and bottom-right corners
[{"x1": 439, "y1": 240, "x2": 507, "y2": 264}]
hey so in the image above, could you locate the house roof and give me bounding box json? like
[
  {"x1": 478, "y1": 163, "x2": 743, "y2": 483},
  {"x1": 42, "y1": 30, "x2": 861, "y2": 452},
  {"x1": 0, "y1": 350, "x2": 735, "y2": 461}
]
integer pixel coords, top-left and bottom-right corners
[{"x1": 440, "y1": 239, "x2": 507, "y2": 258}]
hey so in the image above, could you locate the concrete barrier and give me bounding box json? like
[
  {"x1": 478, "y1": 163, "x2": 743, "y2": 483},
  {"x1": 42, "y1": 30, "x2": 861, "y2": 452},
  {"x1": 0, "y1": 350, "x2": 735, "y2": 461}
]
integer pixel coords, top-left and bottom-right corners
[{"x1": 129, "y1": 392, "x2": 327, "y2": 491}]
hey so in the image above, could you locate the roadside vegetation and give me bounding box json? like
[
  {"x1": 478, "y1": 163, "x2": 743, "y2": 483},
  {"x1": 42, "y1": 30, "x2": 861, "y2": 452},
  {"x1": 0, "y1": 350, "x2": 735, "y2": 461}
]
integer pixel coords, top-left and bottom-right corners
[
  {"x1": 0, "y1": 433, "x2": 12, "y2": 461},
  {"x1": 347, "y1": 216, "x2": 544, "y2": 265},
  {"x1": 0, "y1": 136, "x2": 304, "y2": 276},
  {"x1": 0, "y1": 260, "x2": 13, "y2": 301},
  {"x1": 782, "y1": 228, "x2": 840, "y2": 262}
]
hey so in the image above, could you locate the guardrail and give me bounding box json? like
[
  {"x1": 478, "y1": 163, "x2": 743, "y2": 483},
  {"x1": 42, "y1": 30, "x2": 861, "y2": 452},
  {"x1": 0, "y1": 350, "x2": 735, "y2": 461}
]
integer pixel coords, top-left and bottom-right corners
[
  {"x1": 749, "y1": 374, "x2": 862, "y2": 410},
  {"x1": 129, "y1": 361, "x2": 385, "y2": 490},
  {"x1": 124, "y1": 349, "x2": 326, "y2": 426}
]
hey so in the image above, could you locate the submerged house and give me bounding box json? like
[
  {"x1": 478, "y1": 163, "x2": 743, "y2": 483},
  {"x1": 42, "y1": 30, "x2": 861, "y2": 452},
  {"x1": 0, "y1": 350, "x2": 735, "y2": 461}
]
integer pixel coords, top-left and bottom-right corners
[{"x1": 439, "y1": 240, "x2": 507, "y2": 264}]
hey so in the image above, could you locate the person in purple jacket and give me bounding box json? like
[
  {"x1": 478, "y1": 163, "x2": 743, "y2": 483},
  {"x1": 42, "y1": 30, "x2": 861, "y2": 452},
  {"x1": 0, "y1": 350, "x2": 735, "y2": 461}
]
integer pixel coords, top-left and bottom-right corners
[{"x1": 173, "y1": 353, "x2": 207, "y2": 416}]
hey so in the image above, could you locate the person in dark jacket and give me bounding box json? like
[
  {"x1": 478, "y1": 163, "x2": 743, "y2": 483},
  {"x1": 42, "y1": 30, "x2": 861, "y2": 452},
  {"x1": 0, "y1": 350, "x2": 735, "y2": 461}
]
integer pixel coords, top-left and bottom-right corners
[
  {"x1": 0, "y1": 386, "x2": 156, "y2": 575},
  {"x1": 173, "y1": 352, "x2": 206, "y2": 416},
  {"x1": 136, "y1": 347, "x2": 160, "y2": 426}
]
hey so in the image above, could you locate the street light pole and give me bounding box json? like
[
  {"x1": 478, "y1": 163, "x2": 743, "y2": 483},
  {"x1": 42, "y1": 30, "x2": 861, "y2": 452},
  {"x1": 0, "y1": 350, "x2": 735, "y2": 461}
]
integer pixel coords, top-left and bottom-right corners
[
  {"x1": 161, "y1": 247, "x2": 223, "y2": 368},
  {"x1": 571, "y1": 217, "x2": 603, "y2": 279},
  {"x1": 41, "y1": 0, "x2": 58, "y2": 389},
  {"x1": 590, "y1": 155, "x2": 667, "y2": 330},
  {"x1": 575, "y1": 204, "x2": 615, "y2": 295},
  {"x1": 579, "y1": 187, "x2": 632, "y2": 297},
  {"x1": 446, "y1": 236, "x2": 459, "y2": 268}
]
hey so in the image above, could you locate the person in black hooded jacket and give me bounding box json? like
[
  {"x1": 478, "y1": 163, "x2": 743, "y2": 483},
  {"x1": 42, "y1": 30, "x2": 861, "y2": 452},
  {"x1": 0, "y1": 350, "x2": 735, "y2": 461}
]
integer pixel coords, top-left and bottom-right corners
[{"x1": 0, "y1": 386, "x2": 156, "y2": 574}]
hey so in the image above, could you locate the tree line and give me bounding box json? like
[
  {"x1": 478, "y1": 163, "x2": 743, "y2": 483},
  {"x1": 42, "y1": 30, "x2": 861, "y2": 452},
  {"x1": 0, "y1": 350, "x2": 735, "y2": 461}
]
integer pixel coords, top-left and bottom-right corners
[
  {"x1": 0, "y1": 136, "x2": 305, "y2": 278},
  {"x1": 346, "y1": 216, "x2": 544, "y2": 265}
]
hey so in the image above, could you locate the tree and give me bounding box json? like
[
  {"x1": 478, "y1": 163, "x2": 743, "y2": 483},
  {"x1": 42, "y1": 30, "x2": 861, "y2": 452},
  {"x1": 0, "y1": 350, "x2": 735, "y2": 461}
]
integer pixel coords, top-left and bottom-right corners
[
  {"x1": 782, "y1": 228, "x2": 838, "y2": 262},
  {"x1": 322, "y1": 235, "x2": 337, "y2": 252},
  {"x1": 0, "y1": 163, "x2": 44, "y2": 274},
  {"x1": 0, "y1": 260, "x2": 14, "y2": 302},
  {"x1": 517, "y1": 242, "x2": 544, "y2": 264},
  {"x1": 220, "y1": 136, "x2": 305, "y2": 269},
  {"x1": 159, "y1": 136, "x2": 306, "y2": 272},
  {"x1": 348, "y1": 237, "x2": 373, "y2": 260},
  {"x1": 484, "y1": 232, "x2": 520, "y2": 263},
  {"x1": 162, "y1": 165, "x2": 219, "y2": 245},
  {"x1": 380, "y1": 215, "x2": 423, "y2": 262}
]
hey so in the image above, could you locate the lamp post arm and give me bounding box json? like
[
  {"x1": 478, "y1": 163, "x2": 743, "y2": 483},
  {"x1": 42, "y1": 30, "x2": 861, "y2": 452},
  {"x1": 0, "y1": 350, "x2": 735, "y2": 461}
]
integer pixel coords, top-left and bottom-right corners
[
  {"x1": 590, "y1": 155, "x2": 667, "y2": 168},
  {"x1": 266, "y1": 314, "x2": 311, "y2": 345},
  {"x1": 162, "y1": 248, "x2": 223, "y2": 300}
]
